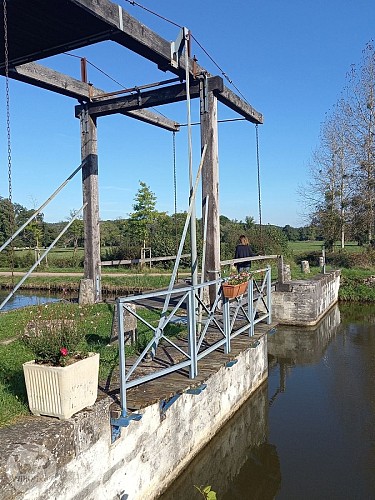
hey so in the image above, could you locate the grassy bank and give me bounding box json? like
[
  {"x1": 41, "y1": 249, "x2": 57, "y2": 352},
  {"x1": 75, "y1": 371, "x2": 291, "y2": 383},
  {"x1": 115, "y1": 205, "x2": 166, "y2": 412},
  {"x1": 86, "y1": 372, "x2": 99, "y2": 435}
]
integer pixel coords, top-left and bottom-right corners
[{"x1": 0, "y1": 301, "x2": 184, "y2": 427}]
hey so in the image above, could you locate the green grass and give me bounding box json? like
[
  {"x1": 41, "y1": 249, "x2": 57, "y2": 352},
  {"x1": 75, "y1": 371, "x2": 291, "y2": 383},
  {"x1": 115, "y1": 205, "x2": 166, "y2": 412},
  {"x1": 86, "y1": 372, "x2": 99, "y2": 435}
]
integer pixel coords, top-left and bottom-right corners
[
  {"x1": 0, "y1": 301, "x2": 185, "y2": 427},
  {"x1": 288, "y1": 240, "x2": 365, "y2": 255}
]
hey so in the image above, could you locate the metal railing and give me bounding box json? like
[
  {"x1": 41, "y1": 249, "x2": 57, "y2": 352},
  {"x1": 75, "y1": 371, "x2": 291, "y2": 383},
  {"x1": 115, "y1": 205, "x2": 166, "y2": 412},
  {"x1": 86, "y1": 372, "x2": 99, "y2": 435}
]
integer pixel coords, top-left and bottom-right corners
[{"x1": 115, "y1": 266, "x2": 272, "y2": 417}]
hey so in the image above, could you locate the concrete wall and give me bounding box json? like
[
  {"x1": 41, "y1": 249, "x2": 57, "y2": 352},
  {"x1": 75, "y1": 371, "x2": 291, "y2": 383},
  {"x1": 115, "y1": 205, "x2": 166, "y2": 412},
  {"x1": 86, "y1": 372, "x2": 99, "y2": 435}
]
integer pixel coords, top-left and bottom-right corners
[
  {"x1": 0, "y1": 334, "x2": 267, "y2": 500},
  {"x1": 160, "y1": 381, "x2": 281, "y2": 499},
  {"x1": 272, "y1": 270, "x2": 341, "y2": 326}
]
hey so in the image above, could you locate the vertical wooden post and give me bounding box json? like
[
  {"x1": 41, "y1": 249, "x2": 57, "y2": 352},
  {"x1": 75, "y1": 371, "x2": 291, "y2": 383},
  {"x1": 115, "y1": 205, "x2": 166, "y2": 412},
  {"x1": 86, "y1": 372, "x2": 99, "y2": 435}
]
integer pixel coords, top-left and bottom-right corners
[
  {"x1": 78, "y1": 106, "x2": 102, "y2": 303},
  {"x1": 200, "y1": 79, "x2": 220, "y2": 303}
]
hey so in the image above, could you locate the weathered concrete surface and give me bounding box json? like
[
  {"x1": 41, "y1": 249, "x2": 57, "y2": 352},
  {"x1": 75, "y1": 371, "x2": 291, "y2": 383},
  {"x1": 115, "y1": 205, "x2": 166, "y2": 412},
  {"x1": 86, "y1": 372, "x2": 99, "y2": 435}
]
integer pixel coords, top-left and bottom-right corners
[
  {"x1": 272, "y1": 270, "x2": 341, "y2": 326},
  {"x1": 0, "y1": 333, "x2": 268, "y2": 500}
]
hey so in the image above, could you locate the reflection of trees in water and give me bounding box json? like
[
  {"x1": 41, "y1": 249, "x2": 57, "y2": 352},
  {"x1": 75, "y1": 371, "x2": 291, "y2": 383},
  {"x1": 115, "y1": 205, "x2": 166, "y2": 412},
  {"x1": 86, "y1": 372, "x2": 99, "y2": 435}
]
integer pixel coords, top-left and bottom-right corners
[
  {"x1": 339, "y1": 302, "x2": 375, "y2": 324},
  {"x1": 159, "y1": 383, "x2": 281, "y2": 500}
]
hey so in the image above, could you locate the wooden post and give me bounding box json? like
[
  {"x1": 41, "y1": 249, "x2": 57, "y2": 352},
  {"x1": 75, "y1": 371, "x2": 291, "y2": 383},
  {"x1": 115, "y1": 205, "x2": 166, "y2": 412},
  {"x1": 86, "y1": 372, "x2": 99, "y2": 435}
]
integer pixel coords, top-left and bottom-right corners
[
  {"x1": 78, "y1": 105, "x2": 102, "y2": 303},
  {"x1": 200, "y1": 78, "x2": 220, "y2": 303}
]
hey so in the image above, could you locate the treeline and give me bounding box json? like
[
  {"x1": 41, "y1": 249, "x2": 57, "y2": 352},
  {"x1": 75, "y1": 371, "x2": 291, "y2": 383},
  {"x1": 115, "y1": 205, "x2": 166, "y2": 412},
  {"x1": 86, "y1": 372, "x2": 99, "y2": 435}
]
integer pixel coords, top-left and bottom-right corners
[{"x1": 0, "y1": 195, "x2": 315, "y2": 268}]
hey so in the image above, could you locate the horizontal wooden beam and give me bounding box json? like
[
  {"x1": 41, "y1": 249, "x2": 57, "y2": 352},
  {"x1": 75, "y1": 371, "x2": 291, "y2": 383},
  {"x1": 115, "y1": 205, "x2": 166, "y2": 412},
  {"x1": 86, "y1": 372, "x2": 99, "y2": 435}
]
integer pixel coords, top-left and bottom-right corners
[
  {"x1": 72, "y1": 0, "x2": 263, "y2": 123},
  {"x1": 101, "y1": 254, "x2": 191, "y2": 266},
  {"x1": 217, "y1": 87, "x2": 263, "y2": 124},
  {"x1": 6, "y1": 62, "x2": 179, "y2": 131},
  {"x1": 76, "y1": 76, "x2": 224, "y2": 118}
]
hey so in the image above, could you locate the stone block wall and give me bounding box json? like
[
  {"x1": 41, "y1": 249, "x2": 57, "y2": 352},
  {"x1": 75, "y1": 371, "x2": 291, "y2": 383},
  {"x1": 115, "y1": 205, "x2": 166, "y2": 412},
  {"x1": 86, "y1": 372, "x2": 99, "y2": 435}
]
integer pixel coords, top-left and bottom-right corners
[
  {"x1": 272, "y1": 270, "x2": 341, "y2": 326},
  {"x1": 0, "y1": 334, "x2": 268, "y2": 500}
]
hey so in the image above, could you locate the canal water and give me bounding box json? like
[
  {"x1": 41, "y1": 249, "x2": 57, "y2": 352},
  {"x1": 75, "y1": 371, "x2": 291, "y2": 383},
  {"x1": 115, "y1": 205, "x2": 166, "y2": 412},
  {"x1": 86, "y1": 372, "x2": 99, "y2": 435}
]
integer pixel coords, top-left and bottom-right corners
[
  {"x1": 0, "y1": 290, "x2": 61, "y2": 311},
  {"x1": 160, "y1": 303, "x2": 375, "y2": 499}
]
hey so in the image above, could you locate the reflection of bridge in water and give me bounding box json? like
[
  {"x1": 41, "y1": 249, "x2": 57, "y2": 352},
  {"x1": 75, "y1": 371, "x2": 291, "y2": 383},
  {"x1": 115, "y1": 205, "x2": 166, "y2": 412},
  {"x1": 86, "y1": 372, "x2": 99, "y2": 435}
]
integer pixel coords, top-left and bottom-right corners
[
  {"x1": 267, "y1": 304, "x2": 341, "y2": 406},
  {"x1": 159, "y1": 382, "x2": 281, "y2": 500}
]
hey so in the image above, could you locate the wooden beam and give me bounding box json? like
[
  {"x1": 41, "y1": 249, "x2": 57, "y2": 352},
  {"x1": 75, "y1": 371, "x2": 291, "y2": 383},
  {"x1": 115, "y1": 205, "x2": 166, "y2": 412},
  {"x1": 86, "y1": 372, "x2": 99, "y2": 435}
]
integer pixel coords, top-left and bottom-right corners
[
  {"x1": 78, "y1": 106, "x2": 102, "y2": 303},
  {"x1": 76, "y1": 76, "x2": 224, "y2": 118},
  {"x1": 217, "y1": 87, "x2": 263, "y2": 124},
  {"x1": 7, "y1": 62, "x2": 179, "y2": 131},
  {"x1": 71, "y1": 0, "x2": 263, "y2": 123}
]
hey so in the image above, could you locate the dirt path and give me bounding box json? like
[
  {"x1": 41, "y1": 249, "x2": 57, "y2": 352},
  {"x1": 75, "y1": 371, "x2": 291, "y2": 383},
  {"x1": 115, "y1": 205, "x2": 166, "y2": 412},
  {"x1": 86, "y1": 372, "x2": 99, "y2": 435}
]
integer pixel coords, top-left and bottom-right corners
[{"x1": 0, "y1": 271, "x2": 190, "y2": 277}]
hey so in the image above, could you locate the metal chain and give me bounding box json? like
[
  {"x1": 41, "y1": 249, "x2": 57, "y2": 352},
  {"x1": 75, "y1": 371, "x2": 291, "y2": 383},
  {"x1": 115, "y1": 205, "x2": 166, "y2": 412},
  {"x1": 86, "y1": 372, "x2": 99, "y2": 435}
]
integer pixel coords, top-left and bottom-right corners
[
  {"x1": 255, "y1": 124, "x2": 263, "y2": 252},
  {"x1": 172, "y1": 131, "x2": 178, "y2": 282},
  {"x1": 3, "y1": 0, "x2": 15, "y2": 281},
  {"x1": 3, "y1": 0, "x2": 12, "y2": 203}
]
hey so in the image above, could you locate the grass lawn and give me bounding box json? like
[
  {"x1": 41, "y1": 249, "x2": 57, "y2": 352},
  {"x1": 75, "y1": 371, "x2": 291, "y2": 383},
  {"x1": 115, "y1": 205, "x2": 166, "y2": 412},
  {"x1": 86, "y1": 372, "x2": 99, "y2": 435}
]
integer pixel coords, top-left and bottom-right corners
[
  {"x1": 0, "y1": 301, "x2": 185, "y2": 428},
  {"x1": 288, "y1": 240, "x2": 365, "y2": 255}
]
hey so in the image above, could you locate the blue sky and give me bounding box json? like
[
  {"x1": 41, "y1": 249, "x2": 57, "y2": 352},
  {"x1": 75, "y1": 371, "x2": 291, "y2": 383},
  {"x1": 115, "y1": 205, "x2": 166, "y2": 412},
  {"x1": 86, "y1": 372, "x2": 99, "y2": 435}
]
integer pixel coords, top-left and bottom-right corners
[{"x1": 0, "y1": 0, "x2": 374, "y2": 227}]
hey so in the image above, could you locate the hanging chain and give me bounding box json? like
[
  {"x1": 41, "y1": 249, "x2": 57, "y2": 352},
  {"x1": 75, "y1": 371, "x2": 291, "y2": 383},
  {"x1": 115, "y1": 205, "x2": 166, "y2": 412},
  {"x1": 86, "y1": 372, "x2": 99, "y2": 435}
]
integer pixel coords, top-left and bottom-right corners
[
  {"x1": 3, "y1": 0, "x2": 11, "y2": 202},
  {"x1": 255, "y1": 124, "x2": 263, "y2": 252},
  {"x1": 172, "y1": 131, "x2": 178, "y2": 282},
  {"x1": 3, "y1": 0, "x2": 15, "y2": 281}
]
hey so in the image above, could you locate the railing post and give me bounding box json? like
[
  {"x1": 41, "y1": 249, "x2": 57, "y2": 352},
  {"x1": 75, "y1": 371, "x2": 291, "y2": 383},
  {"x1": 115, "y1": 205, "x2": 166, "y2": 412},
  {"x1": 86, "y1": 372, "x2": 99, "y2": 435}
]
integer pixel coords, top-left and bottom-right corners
[
  {"x1": 249, "y1": 277, "x2": 254, "y2": 337},
  {"x1": 267, "y1": 265, "x2": 272, "y2": 324},
  {"x1": 223, "y1": 292, "x2": 231, "y2": 354},
  {"x1": 188, "y1": 289, "x2": 198, "y2": 378},
  {"x1": 117, "y1": 299, "x2": 127, "y2": 416}
]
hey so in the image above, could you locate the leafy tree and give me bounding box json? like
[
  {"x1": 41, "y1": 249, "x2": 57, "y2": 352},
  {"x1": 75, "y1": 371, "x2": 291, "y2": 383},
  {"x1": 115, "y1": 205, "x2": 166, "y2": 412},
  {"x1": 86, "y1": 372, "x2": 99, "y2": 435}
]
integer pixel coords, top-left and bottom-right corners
[
  {"x1": 66, "y1": 209, "x2": 84, "y2": 255},
  {"x1": 128, "y1": 181, "x2": 158, "y2": 247}
]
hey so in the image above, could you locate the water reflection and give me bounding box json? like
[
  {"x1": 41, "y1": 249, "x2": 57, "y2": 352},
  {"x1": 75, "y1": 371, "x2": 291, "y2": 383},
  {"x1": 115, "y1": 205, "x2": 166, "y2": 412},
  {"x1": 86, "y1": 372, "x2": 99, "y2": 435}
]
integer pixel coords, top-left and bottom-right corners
[
  {"x1": 159, "y1": 383, "x2": 281, "y2": 500},
  {"x1": 0, "y1": 290, "x2": 61, "y2": 311},
  {"x1": 161, "y1": 303, "x2": 375, "y2": 498}
]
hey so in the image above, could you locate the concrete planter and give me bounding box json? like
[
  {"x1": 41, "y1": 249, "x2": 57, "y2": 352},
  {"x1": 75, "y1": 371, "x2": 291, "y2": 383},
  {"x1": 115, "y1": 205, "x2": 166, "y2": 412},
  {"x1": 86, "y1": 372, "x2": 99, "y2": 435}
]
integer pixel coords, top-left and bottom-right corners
[{"x1": 23, "y1": 353, "x2": 99, "y2": 419}]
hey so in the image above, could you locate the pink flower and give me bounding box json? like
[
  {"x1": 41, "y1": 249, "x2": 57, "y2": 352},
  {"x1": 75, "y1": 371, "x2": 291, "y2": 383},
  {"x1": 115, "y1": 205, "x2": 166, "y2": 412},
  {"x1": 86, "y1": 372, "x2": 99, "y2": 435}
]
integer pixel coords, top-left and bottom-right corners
[{"x1": 60, "y1": 347, "x2": 68, "y2": 357}]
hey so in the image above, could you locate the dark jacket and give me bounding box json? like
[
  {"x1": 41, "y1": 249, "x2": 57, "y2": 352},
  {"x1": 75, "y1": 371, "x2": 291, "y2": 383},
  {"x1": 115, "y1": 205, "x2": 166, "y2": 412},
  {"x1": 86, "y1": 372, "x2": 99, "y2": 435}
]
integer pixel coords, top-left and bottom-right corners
[{"x1": 234, "y1": 244, "x2": 255, "y2": 271}]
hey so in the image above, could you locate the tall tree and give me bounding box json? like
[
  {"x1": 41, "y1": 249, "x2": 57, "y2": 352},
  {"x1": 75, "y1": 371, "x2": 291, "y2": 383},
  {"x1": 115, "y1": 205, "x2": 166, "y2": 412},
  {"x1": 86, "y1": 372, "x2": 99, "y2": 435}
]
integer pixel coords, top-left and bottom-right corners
[
  {"x1": 128, "y1": 181, "x2": 158, "y2": 247},
  {"x1": 345, "y1": 42, "x2": 375, "y2": 243}
]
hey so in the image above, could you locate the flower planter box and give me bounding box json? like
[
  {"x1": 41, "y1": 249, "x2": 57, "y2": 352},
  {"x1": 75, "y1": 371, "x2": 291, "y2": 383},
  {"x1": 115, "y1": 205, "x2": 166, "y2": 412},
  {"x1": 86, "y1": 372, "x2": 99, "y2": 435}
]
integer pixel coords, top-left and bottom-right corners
[
  {"x1": 222, "y1": 281, "x2": 248, "y2": 299},
  {"x1": 23, "y1": 353, "x2": 99, "y2": 420}
]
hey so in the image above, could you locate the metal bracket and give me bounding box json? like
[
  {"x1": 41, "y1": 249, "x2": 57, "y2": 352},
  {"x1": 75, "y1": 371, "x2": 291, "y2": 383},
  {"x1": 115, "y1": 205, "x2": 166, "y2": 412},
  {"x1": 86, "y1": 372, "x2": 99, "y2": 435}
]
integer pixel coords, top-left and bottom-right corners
[
  {"x1": 249, "y1": 340, "x2": 260, "y2": 348},
  {"x1": 159, "y1": 393, "x2": 182, "y2": 420},
  {"x1": 226, "y1": 359, "x2": 238, "y2": 368},
  {"x1": 110, "y1": 413, "x2": 142, "y2": 443},
  {"x1": 186, "y1": 384, "x2": 207, "y2": 395},
  {"x1": 170, "y1": 27, "x2": 188, "y2": 68}
]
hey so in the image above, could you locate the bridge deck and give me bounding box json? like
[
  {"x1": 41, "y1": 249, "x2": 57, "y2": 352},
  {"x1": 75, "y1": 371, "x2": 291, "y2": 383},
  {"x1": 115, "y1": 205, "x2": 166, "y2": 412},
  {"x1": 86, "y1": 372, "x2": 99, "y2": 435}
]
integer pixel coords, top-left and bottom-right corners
[{"x1": 100, "y1": 292, "x2": 276, "y2": 412}]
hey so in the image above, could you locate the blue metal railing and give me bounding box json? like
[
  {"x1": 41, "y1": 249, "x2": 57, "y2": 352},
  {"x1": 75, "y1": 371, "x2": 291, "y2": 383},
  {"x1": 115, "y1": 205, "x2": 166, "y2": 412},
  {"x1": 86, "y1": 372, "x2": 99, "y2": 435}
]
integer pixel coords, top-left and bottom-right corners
[{"x1": 114, "y1": 266, "x2": 272, "y2": 418}]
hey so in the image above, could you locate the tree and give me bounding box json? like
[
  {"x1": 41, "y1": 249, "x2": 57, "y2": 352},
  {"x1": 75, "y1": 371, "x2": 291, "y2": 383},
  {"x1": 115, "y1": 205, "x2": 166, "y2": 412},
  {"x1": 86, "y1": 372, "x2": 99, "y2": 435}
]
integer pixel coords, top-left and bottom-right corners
[
  {"x1": 66, "y1": 210, "x2": 84, "y2": 256},
  {"x1": 345, "y1": 42, "x2": 375, "y2": 243},
  {"x1": 128, "y1": 181, "x2": 158, "y2": 247}
]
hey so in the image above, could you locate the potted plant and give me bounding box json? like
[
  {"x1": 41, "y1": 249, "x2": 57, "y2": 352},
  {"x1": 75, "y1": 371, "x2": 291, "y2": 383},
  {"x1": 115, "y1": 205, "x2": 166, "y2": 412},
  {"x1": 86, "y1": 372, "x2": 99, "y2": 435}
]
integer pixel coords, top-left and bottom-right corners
[
  {"x1": 222, "y1": 271, "x2": 252, "y2": 299},
  {"x1": 22, "y1": 306, "x2": 99, "y2": 420}
]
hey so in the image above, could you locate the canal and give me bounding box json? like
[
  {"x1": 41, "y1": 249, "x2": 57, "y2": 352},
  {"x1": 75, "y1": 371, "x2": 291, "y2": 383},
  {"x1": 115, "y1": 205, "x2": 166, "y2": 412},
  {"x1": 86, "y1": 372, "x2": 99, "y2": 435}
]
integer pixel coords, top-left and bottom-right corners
[
  {"x1": 160, "y1": 302, "x2": 375, "y2": 499},
  {"x1": 0, "y1": 290, "x2": 62, "y2": 311}
]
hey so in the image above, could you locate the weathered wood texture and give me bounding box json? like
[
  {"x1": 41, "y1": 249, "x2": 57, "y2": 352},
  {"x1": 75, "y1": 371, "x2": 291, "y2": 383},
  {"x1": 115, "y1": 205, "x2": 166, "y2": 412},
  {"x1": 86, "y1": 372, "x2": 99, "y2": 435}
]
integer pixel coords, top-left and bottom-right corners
[
  {"x1": 100, "y1": 316, "x2": 275, "y2": 411},
  {"x1": 200, "y1": 84, "x2": 221, "y2": 303},
  {"x1": 1, "y1": 0, "x2": 262, "y2": 123},
  {"x1": 79, "y1": 106, "x2": 102, "y2": 303},
  {"x1": 9, "y1": 63, "x2": 179, "y2": 131},
  {"x1": 75, "y1": 76, "x2": 223, "y2": 118}
]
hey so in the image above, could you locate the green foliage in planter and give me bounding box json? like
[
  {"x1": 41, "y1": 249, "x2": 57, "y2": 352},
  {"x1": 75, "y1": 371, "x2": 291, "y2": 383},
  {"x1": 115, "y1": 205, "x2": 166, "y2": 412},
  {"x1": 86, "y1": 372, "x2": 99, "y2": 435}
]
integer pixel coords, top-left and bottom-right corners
[{"x1": 21, "y1": 304, "x2": 88, "y2": 366}]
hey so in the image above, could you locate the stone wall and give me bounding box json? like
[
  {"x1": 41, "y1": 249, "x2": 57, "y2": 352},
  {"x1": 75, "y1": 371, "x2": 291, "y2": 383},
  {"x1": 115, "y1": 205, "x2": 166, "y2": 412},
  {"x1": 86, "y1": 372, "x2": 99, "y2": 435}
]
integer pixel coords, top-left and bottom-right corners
[
  {"x1": 272, "y1": 270, "x2": 341, "y2": 326},
  {"x1": 0, "y1": 334, "x2": 268, "y2": 500}
]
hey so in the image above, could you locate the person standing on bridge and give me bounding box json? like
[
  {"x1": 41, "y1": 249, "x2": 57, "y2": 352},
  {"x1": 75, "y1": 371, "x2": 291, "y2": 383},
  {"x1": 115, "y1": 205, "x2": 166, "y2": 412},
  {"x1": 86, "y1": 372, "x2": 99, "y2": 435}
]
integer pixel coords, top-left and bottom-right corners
[{"x1": 234, "y1": 235, "x2": 255, "y2": 272}]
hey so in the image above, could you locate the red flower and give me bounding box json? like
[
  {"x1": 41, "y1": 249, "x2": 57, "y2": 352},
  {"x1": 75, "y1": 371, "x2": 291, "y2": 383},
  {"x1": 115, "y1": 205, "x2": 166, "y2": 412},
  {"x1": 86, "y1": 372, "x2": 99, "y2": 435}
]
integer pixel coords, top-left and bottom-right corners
[{"x1": 60, "y1": 347, "x2": 68, "y2": 357}]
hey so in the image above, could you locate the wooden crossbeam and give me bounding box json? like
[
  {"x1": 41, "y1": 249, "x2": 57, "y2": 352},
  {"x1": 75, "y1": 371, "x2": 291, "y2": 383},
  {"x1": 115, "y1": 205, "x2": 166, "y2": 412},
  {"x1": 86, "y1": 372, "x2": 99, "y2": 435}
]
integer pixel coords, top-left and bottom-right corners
[
  {"x1": 8, "y1": 62, "x2": 179, "y2": 131},
  {"x1": 72, "y1": 0, "x2": 263, "y2": 123},
  {"x1": 75, "y1": 76, "x2": 224, "y2": 118}
]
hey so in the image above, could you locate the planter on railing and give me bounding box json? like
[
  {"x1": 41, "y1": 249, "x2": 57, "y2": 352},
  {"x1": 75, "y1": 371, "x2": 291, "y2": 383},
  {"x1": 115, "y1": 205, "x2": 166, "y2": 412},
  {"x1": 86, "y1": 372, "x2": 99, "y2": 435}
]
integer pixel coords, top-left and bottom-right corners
[{"x1": 222, "y1": 281, "x2": 248, "y2": 299}]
